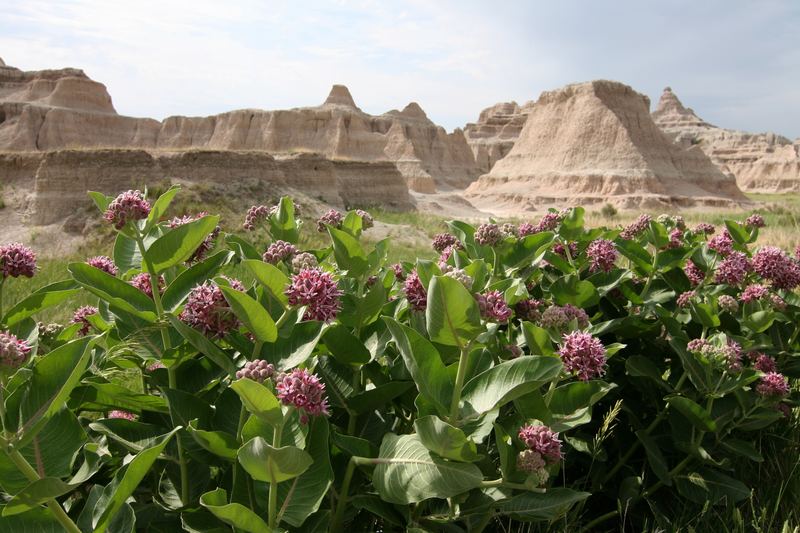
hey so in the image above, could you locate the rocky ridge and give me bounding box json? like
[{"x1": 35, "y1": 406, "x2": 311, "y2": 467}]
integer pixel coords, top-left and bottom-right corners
[{"x1": 464, "y1": 101, "x2": 533, "y2": 173}]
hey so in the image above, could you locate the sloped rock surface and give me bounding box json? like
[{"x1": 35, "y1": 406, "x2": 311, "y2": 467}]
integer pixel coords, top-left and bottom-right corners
[{"x1": 464, "y1": 101, "x2": 532, "y2": 173}]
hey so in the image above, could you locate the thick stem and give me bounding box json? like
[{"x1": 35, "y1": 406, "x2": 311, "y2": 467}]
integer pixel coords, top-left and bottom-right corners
[
  {"x1": 6, "y1": 448, "x2": 81, "y2": 533},
  {"x1": 449, "y1": 344, "x2": 470, "y2": 424},
  {"x1": 268, "y1": 423, "x2": 284, "y2": 529}
]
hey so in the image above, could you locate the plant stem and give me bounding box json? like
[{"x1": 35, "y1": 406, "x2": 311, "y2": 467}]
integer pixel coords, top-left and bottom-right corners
[
  {"x1": 268, "y1": 423, "x2": 284, "y2": 529},
  {"x1": 449, "y1": 343, "x2": 471, "y2": 424},
  {"x1": 641, "y1": 456, "x2": 692, "y2": 498},
  {"x1": 168, "y1": 366, "x2": 190, "y2": 505},
  {"x1": 330, "y1": 456, "x2": 372, "y2": 533},
  {"x1": 6, "y1": 448, "x2": 81, "y2": 533},
  {"x1": 230, "y1": 404, "x2": 248, "y2": 503},
  {"x1": 0, "y1": 277, "x2": 5, "y2": 322},
  {"x1": 580, "y1": 509, "x2": 620, "y2": 533}
]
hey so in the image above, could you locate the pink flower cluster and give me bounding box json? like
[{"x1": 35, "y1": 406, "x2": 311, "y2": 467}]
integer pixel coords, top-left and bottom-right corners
[
  {"x1": 676, "y1": 291, "x2": 695, "y2": 308},
  {"x1": 520, "y1": 212, "x2": 562, "y2": 236},
  {"x1": 745, "y1": 213, "x2": 766, "y2": 228},
  {"x1": 291, "y1": 252, "x2": 318, "y2": 273},
  {"x1": 236, "y1": 359, "x2": 275, "y2": 383},
  {"x1": 752, "y1": 246, "x2": 800, "y2": 290},
  {"x1": 444, "y1": 268, "x2": 473, "y2": 290},
  {"x1": 685, "y1": 260, "x2": 705, "y2": 286},
  {"x1": 586, "y1": 239, "x2": 618, "y2": 272},
  {"x1": 708, "y1": 230, "x2": 734, "y2": 256},
  {"x1": 391, "y1": 263, "x2": 405, "y2": 281},
  {"x1": 539, "y1": 304, "x2": 590, "y2": 330},
  {"x1": 71, "y1": 306, "x2": 98, "y2": 336},
  {"x1": 108, "y1": 410, "x2": 136, "y2": 420},
  {"x1": 667, "y1": 228, "x2": 683, "y2": 249},
  {"x1": 518, "y1": 424, "x2": 562, "y2": 463},
  {"x1": 558, "y1": 331, "x2": 606, "y2": 381},
  {"x1": 741, "y1": 284, "x2": 769, "y2": 303},
  {"x1": 317, "y1": 209, "x2": 344, "y2": 232},
  {"x1": 0, "y1": 242, "x2": 37, "y2": 278},
  {"x1": 0, "y1": 331, "x2": 32, "y2": 369},
  {"x1": 475, "y1": 290, "x2": 512, "y2": 322},
  {"x1": 168, "y1": 212, "x2": 220, "y2": 263},
  {"x1": 714, "y1": 252, "x2": 751, "y2": 286},
  {"x1": 103, "y1": 190, "x2": 151, "y2": 230},
  {"x1": 515, "y1": 298, "x2": 545, "y2": 322},
  {"x1": 693, "y1": 222, "x2": 716, "y2": 235},
  {"x1": 243, "y1": 205, "x2": 270, "y2": 231},
  {"x1": 750, "y1": 352, "x2": 777, "y2": 373},
  {"x1": 356, "y1": 209, "x2": 374, "y2": 230},
  {"x1": 130, "y1": 273, "x2": 165, "y2": 298},
  {"x1": 474, "y1": 223, "x2": 504, "y2": 246},
  {"x1": 285, "y1": 268, "x2": 343, "y2": 322},
  {"x1": 262, "y1": 240, "x2": 298, "y2": 265},
  {"x1": 717, "y1": 294, "x2": 739, "y2": 313},
  {"x1": 275, "y1": 368, "x2": 330, "y2": 424},
  {"x1": 403, "y1": 270, "x2": 427, "y2": 311},
  {"x1": 757, "y1": 372, "x2": 790, "y2": 398},
  {"x1": 432, "y1": 233, "x2": 461, "y2": 253},
  {"x1": 687, "y1": 339, "x2": 742, "y2": 372},
  {"x1": 179, "y1": 280, "x2": 244, "y2": 337},
  {"x1": 86, "y1": 256, "x2": 118, "y2": 276},
  {"x1": 620, "y1": 214, "x2": 651, "y2": 240}
]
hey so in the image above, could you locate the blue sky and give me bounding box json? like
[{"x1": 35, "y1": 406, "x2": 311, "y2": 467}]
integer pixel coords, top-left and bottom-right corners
[{"x1": 2, "y1": 0, "x2": 798, "y2": 138}]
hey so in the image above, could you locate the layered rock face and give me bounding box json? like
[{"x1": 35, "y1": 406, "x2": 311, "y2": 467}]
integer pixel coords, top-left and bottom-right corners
[
  {"x1": 652, "y1": 87, "x2": 800, "y2": 192},
  {"x1": 465, "y1": 81, "x2": 746, "y2": 212},
  {"x1": 464, "y1": 101, "x2": 533, "y2": 173}
]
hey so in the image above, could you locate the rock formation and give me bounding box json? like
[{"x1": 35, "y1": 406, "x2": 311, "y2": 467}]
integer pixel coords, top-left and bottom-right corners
[
  {"x1": 465, "y1": 81, "x2": 747, "y2": 212},
  {"x1": 464, "y1": 101, "x2": 533, "y2": 173},
  {"x1": 652, "y1": 87, "x2": 800, "y2": 192}
]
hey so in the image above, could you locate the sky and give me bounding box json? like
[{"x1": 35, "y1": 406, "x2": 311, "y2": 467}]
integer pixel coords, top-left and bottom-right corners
[{"x1": 2, "y1": 0, "x2": 798, "y2": 138}]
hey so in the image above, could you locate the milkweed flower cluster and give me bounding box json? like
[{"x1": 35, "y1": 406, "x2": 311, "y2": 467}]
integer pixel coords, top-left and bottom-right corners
[
  {"x1": 518, "y1": 424, "x2": 562, "y2": 464},
  {"x1": 693, "y1": 222, "x2": 716, "y2": 235},
  {"x1": 0, "y1": 331, "x2": 32, "y2": 369},
  {"x1": 558, "y1": 331, "x2": 606, "y2": 381},
  {"x1": 86, "y1": 256, "x2": 118, "y2": 276},
  {"x1": 474, "y1": 223, "x2": 504, "y2": 246},
  {"x1": 752, "y1": 246, "x2": 800, "y2": 290},
  {"x1": 687, "y1": 339, "x2": 743, "y2": 372},
  {"x1": 676, "y1": 291, "x2": 695, "y2": 308},
  {"x1": 740, "y1": 284, "x2": 769, "y2": 303},
  {"x1": 437, "y1": 245, "x2": 457, "y2": 270},
  {"x1": 714, "y1": 252, "x2": 751, "y2": 286},
  {"x1": 620, "y1": 214, "x2": 651, "y2": 240},
  {"x1": 275, "y1": 368, "x2": 330, "y2": 424},
  {"x1": 236, "y1": 359, "x2": 275, "y2": 383},
  {"x1": 586, "y1": 239, "x2": 618, "y2": 272},
  {"x1": 475, "y1": 290, "x2": 512, "y2": 322},
  {"x1": 403, "y1": 270, "x2": 427, "y2": 311},
  {"x1": 527, "y1": 212, "x2": 562, "y2": 235},
  {"x1": 444, "y1": 268, "x2": 473, "y2": 290},
  {"x1": 502, "y1": 223, "x2": 519, "y2": 238},
  {"x1": 515, "y1": 298, "x2": 545, "y2": 322},
  {"x1": 553, "y1": 242, "x2": 578, "y2": 259},
  {"x1": 109, "y1": 410, "x2": 136, "y2": 420},
  {"x1": 243, "y1": 205, "x2": 270, "y2": 231},
  {"x1": 745, "y1": 213, "x2": 766, "y2": 228},
  {"x1": 0, "y1": 242, "x2": 37, "y2": 278},
  {"x1": 667, "y1": 228, "x2": 683, "y2": 249},
  {"x1": 262, "y1": 240, "x2": 298, "y2": 265},
  {"x1": 717, "y1": 294, "x2": 739, "y2": 313},
  {"x1": 432, "y1": 233, "x2": 461, "y2": 253},
  {"x1": 130, "y1": 273, "x2": 165, "y2": 298},
  {"x1": 750, "y1": 352, "x2": 777, "y2": 373},
  {"x1": 103, "y1": 190, "x2": 150, "y2": 230},
  {"x1": 285, "y1": 268, "x2": 343, "y2": 322},
  {"x1": 757, "y1": 372, "x2": 790, "y2": 399},
  {"x1": 708, "y1": 231, "x2": 734, "y2": 256},
  {"x1": 391, "y1": 263, "x2": 405, "y2": 281},
  {"x1": 516, "y1": 450, "x2": 549, "y2": 486},
  {"x1": 168, "y1": 212, "x2": 220, "y2": 263},
  {"x1": 355, "y1": 209, "x2": 374, "y2": 230},
  {"x1": 539, "y1": 304, "x2": 590, "y2": 330},
  {"x1": 179, "y1": 279, "x2": 244, "y2": 337},
  {"x1": 71, "y1": 306, "x2": 98, "y2": 336},
  {"x1": 291, "y1": 252, "x2": 318, "y2": 273},
  {"x1": 685, "y1": 260, "x2": 705, "y2": 286},
  {"x1": 317, "y1": 209, "x2": 343, "y2": 232}
]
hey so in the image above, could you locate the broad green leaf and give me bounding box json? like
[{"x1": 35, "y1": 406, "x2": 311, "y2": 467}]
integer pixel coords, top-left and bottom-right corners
[
  {"x1": 162, "y1": 251, "x2": 234, "y2": 311},
  {"x1": 384, "y1": 318, "x2": 453, "y2": 416},
  {"x1": 636, "y1": 430, "x2": 671, "y2": 485},
  {"x1": 625, "y1": 356, "x2": 670, "y2": 390},
  {"x1": 2, "y1": 478, "x2": 75, "y2": 517},
  {"x1": 690, "y1": 302, "x2": 721, "y2": 328},
  {"x1": 521, "y1": 321, "x2": 555, "y2": 356},
  {"x1": 667, "y1": 396, "x2": 717, "y2": 432},
  {"x1": 503, "y1": 232, "x2": 555, "y2": 268},
  {"x1": 558, "y1": 207, "x2": 584, "y2": 240},
  {"x1": 328, "y1": 225, "x2": 368, "y2": 276},
  {"x1": 168, "y1": 315, "x2": 235, "y2": 375},
  {"x1": 88, "y1": 191, "x2": 110, "y2": 213},
  {"x1": 144, "y1": 185, "x2": 180, "y2": 231},
  {"x1": 244, "y1": 259, "x2": 290, "y2": 307},
  {"x1": 187, "y1": 420, "x2": 238, "y2": 461},
  {"x1": 373, "y1": 433, "x2": 483, "y2": 504},
  {"x1": 200, "y1": 488, "x2": 271, "y2": 533},
  {"x1": 113, "y1": 233, "x2": 142, "y2": 273},
  {"x1": 615, "y1": 239, "x2": 654, "y2": 273},
  {"x1": 414, "y1": 415, "x2": 480, "y2": 462},
  {"x1": 89, "y1": 419, "x2": 173, "y2": 455},
  {"x1": 230, "y1": 379, "x2": 283, "y2": 427},
  {"x1": 238, "y1": 437, "x2": 312, "y2": 483},
  {"x1": 0, "y1": 507, "x2": 64, "y2": 532},
  {"x1": 675, "y1": 468, "x2": 750, "y2": 504},
  {"x1": 720, "y1": 438, "x2": 763, "y2": 462},
  {"x1": 144, "y1": 215, "x2": 220, "y2": 272},
  {"x1": 68, "y1": 263, "x2": 156, "y2": 319},
  {"x1": 426, "y1": 275, "x2": 483, "y2": 347},
  {"x1": 548, "y1": 381, "x2": 615, "y2": 415},
  {"x1": 490, "y1": 488, "x2": 591, "y2": 520},
  {"x1": 218, "y1": 284, "x2": 277, "y2": 343},
  {"x1": 2, "y1": 288, "x2": 80, "y2": 327},
  {"x1": 724, "y1": 220, "x2": 749, "y2": 246},
  {"x1": 461, "y1": 356, "x2": 562, "y2": 416},
  {"x1": 269, "y1": 196, "x2": 299, "y2": 243},
  {"x1": 323, "y1": 325, "x2": 370, "y2": 364},
  {"x1": 272, "y1": 321, "x2": 325, "y2": 371},
  {"x1": 349, "y1": 381, "x2": 414, "y2": 415},
  {"x1": 550, "y1": 276, "x2": 599, "y2": 308},
  {"x1": 70, "y1": 382, "x2": 169, "y2": 414}
]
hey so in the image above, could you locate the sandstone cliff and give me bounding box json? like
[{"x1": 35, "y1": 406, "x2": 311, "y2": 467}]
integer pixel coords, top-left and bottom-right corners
[
  {"x1": 464, "y1": 101, "x2": 533, "y2": 173},
  {"x1": 465, "y1": 81, "x2": 747, "y2": 212},
  {"x1": 652, "y1": 87, "x2": 800, "y2": 192}
]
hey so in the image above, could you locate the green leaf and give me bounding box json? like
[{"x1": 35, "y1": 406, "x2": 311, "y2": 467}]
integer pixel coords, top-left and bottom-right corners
[
  {"x1": 88, "y1": 191, "x2": 111, "y2": 213},
  {"x1": 92, "y1": 428, "x2": 179, "y2": 532},
  {"x1": 0, "y1": 507, "x2": 64, "y2": 532},
  {"x1": 328, "y1": 226, "x2": 368, "y2": 276},
  {"x1": 187, "y1": 420, "x2": 239, "y2": 461},
  {"x1": 200, "y1": 488, "x2": 271, "y2": 533},
  {"x1": 425, "y1": 275, "x2": 483, "y2": 347},
  {"x1": 218, "y1": 284, "x2": 277, "y2": 343},
  {"x1": 349, "y1": 381, "x2": 414, "y2": 415},
  {"x1": 68, "y1": 263, "x2": 156, "y2": 319},
  {"x1": 503, "y1": 232, "x2": 555, "y2": 268},
  {"x1": 615, "y1": 239, "x2": 654, "y2": 273},
  {"x1": 636, "y1": 430, "x2": 671, "y2": 485},
  {"x1": 548, "y1": 381, "x2": 615, "y2": 415},
  {"x1": 71, "y1": 382, "x2": 169, "y2": 414},
  {"x1": 16, "y1": 337, "x2": 94, "y2": 447},
  {"x1": 272, "y1": 321, "x2": 325, "y2": 371},
  {"x1": 323, "y1": 325, "x2": 371, "y2": 365},
  {"x1": 244, "y1": 259, "x2": 290, "y2": 307},
  {"x1": 550, "y1": 276, "x2": 599, "y2": 308},
  {"x1": 168, "y1": 315, "x2": 235, "y2": 375},
  {"x1": 721, "y1": 438, "x2": 763, "y2": 462},
  {"x1": 238, "y1": 437, "x2": 313, "y2": 483},
  {"x1": 675, "y1": 468, "x2": 750, "y2": 505},
  {"x1": 2, "y1": 287, "x2": 80, "y2": 327},
  {"x1": 724, "y1": 220, "x2": 749, "y2": 246},
  {"x1": 373, "y1": 433, "x2": 483, "y2": 504},
  {"x1": 230, "y1": 379, "x2": 283, "y2": 427},
  {"x1": 384, "y1": 318, "x2": 453, "y2": 416},
  {"x1": 490, "y1": 488, "x2": 591, "y2": 520},
  {"x1": 144, "y1": 185, "x2": 180, "y2": 231},
  {"x1": 625, "y1": 356, "x2": 670, "y2": 390},
  {"x1": 113, "y1": 233, "x2": 142, "y2": 273},
  {"x1": 460, "y1": 356, "x2": 562, "y2": 416},
  {"x1": 88, "y1": 419, "x2": 170, "y2": 454},
  {"x1": 690, "y1": 302, "x2": 721, "y2": 328},
  {"x1": 414, "y1": 415, "x2": 480, "y2": 462},
  {"x1": 2, "y1": 478, "x2": 76, "y2": 517},
  {"x1": 277, "y1": 418, "x2": 333, "y2": 527},
  {"x1": 162, "y1": 251, "x2": 234, "y2": 311},
  {"x1": 667, "y1": 396, "x2": 717, "y2": 432},
  {"x1": 144, "y1": 215, "x2": 220, "y2": 272},
  {"x1": 521, "y1": 321, "x2": 555, "y2": 356},
  {"x1": 269, "y1": 196, "x2": 299, "y2": 243},
  {"x1": 559, "y1": 207, "x2": 584, "y2": 240}
]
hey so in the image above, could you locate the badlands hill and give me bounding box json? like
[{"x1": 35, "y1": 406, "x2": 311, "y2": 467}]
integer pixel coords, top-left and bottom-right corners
[
  {"x1": 465, "y1": 80, "x2": 746, "y2": 212},
  {"x1": 652, "y1": 87, "x2": 800, "y2": 192},
  {"x1": 464, "y1": 101, "x2": 533, "y2": 173}
]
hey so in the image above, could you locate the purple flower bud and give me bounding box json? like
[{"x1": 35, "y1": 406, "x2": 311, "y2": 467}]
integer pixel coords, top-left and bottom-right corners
[
  {"x1": 475, "y1": 290, "x2": 512, "y2": 322},
  {"x1": 558, "y1": 331, "x2": 606, "y2": 381},
  {"x1": 403, "y1": 270, "x2": 427, "y2": 311},
  {"x1": 474, "y1": 223, "x2": 504, "y2": 246},
  {"x1": 708, "y1": 230, "x2": 734, "y2": 256},
  {"x1": 693, "y1": 222, "x2": 716, "y2": 235},
  {"x1": 356, "y1": 209, "x2": 374, "y2": 230},
  {"x1": 586, "y1": 239, "x2": 618, "y2": 272},
  {"x1": 717, "y1": 294, "x2": 739, "y2": 313},
  {"x1": 444, "y1": 268, "x2": 473, "y2": 290},
  {"x1": 71, "y1": 306, "x2": 98, "y2": 336},
  {"x1": 740, "y1": 284, "x2": 769, "y2": 303},
  {"x1": 263, "y1": 240, "x2": 298, "y2": 265},
  {"x1": 667, "y1": 228, "x2": 683, "y2": 249},
  {"x1": 620, "y1": 214, "x2": 651, "y2": 240},
  {"x1": 291, "y1": 252, "x2": 318, "y2": 273},
  {"x1": 179, "y1": 280, "x2": 244, "y2": 337},
  {"x1": 714, "y1": 252, "x2": 751, "y2": 286},
  {"x1": 108, "y1": 410, "x2": 136, "y2": 420},
  {"x1": 518, "y1": 424, "x2": 562, "y2": 464},
  {"x1": 317, "y1": 209, "x2": 343, "y2": 232},
  {"x1": 275, "y1": 368, "x2": 330, "y2": 423},
  {"x1": 129, "y1": 273, "x2": 165, "y2": 298},
  {"x1": 752, "y1": 246, "x2": 800, "y2": 290},
  {"x1": 676, "y1": 290, "x2": 695, "y2": 308},
  {"x1": 432, "y1": 233, "x2": 461, "y2": 253},
  {"x1": 0, "y1": 242, "x2": 37, "y2": 278},
  {"x1": 685, "y1": 260, "x2": 705, "y2": 286},
  {"x1": 539, "y1": 304, "x2": 589, "y2": 330},
  {"x1": 502, "y1": 223, "x2": 519, "y2": 238},
  {"x1": 243, "y1": 205, "x2": 270, "y2": 231},
  {"x1": 391, "y1": 263, "x2": 405, "y2": 281},
  {"x1": 751, "y1": 353, "x2": 777, "y2": 373},
  {"x1": 86, "y1": 256, "x2": 118, "y2": 276},
  {"x1": 103, "y1": 190, "x2": 150, "y2": 230},
  {"x1": 236, "y1": 359, "x2": 276, "y2": 383},
  {"x1": 0, "y1": 331, "x2": 32, "y2": 369},
  {"x1": 533, "y1": 212, "x2": 562, "y2": 233},
  {"x1": 515, "y1": 298, "x2": 545, "y2": 322},
  {"x1": 757, "y1": 372, "x2": 790, "y2": 398},
  {"x1": 285, "y1": 268, "x2": 343, "y2": 322},
  {"x1": 745, "y1": 214, "x2": 765, "y2": 229}
]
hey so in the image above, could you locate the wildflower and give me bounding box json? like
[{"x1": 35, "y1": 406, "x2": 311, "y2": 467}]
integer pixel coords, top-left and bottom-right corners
[
  {"x1": 751, "y1": 353, "x2": 777, "y2": 373},
  {"x1": 168, "y1": 213, "x2": 220, "y2": 263},
  {"x1": 403, "y1": 270, "x2": 427, "y2": 311},
  {"x1": 708, "y1": 230, "x2": 734, "y2": 256},
  {"x1": 236, "y1": 359, "x2": 276, "y2": 383},
  {"x1": 475, "y1": 290, "x2": 513, "y2": 322},
  {"x1": 432, "y1": 233, "x2": 461, "y2": 253},
  {"x1": 262, "y1": 240, "x2": 298, "y2": 265},
  {"x1": 558, "y1": 331, "x2": 607, "y2": 381},
  {"x1": 693, "y1": 222, "x2": 716, "y2": 235},
  {"x1": 516, "y1": 450, "x2": 549, "y2": 485},
  {"x1": 770, "y1": 294, "x2": 787, "y2": 311},
  {"x1": 553, "y1": 242, "x2": 578, "y2": 259},
  {"x1": 687, "y1": 338, "x2": 709, "y2": 353},
  {"x1": 129, "y1": 273, "x2": 165, "y2": 298},
  {"x1": 620, "y1": 214, "x2": 651, "y2": 240},
  {"x1": 502, "y1": 223, "x2": 519, "y2": 238},
  {"x1": 275, "y1": 368, "x2": 330, "y2": 424},
  {"x1": 86, "y1": 256, "x2": 118, "y2": 276},
  {"x1": 356, "y1": 209, "x2": 374, "y2": 230},
  {"x1": 317, "y1": 209, "x2": 343, "y2": 232},
  {"x1": 586, "y1": 239, "x2": 618, "y2": 272},
  {"x1": 756, "y1": 372, "x2": 790, "y2": 399},
  {"x1": 518, "y1": 222, "x2": 536, "y2": 237},
  {"x1": 0, "y1": 331, "x2": 32, "y2": 369},
  {"x1": 518, "y1": 424, "x2": 562, "y2": 464},
  {"x1": 179, "y1": 280, "x2": 244, "y2": 337},
  {"x1": 71, "y1": 306, "x2": 98, "y2": 336},
  {"x1": 515, "y1": 299, "x2": 545, "y2": 322},
  {"x1": 539, "y1": 304, "x2": 590, "y2": 330},
  {"x1": 745, "y1": 213, "x2": 766, "y2": 229},
  {"x1": 667, "y1": 228, "x2": 683, "y2": 249},
  {"x1": 437, "y1": 245, "x2": 457, "y2": 270},
  {"x1": 391, "y1": 263, "x2": 405, "y2": 281},
  {"x1": 717, "y1": 294, "x2": 739, "y2": 313},
  {"x1": 505, "y1": 344, "x2": 522, "y2": 358},
  {"x1": 147, "y1": 361, "x2": 166, "y2": 372},
  {"x1": 243, "y1": 205, "x2": 270, "y2": 231},
  {"x1": 694, "y1": 340, "x2": 742, "y2": 372},
  {"x1": 0, "y1": 242, "x2": 37, "y2": 278},
  {"x1": 533, "y1": 212, "x2": 562, "y2": 233},
  {"x1": 474, "y1": 223, "x2": 504, "y2": 246},
  {"x1": 285, "y1": 268, "x2": 343, "y2": 322},
  {"x1": 741, "y1": 284, "x2": 768, "y2": 303},
  {"x1": 714, "y1": 252, "x2": 751, "y2": 286},
  {"x1": 291, "y1": 252, "x2": 318, "y2": 273},
  {"x1": 444, "y1": 268, "x2": 473, "y2": 290},
  {"x1": 103, "y1": 190, "x2": 150, "y2": 230},
  {"x1": 676, "y1": 291, "x2": 695, "y2": 308},
  {"x1": 685, "y1": 260, "x2": 705, "y2": 286},
  {"x1": 752, "y1": 246, "x2": 800, "y2": 290},
  {"x1": 108, "y1": 410, "x2": 136, "y2": 420}
]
